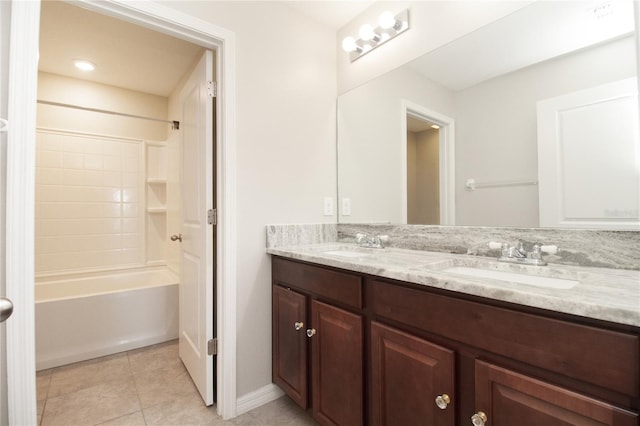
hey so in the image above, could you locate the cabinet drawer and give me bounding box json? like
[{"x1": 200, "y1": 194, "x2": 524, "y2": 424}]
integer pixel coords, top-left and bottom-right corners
[
  {"x1": 371, "y1": 280, "x2": 639, "y2": 397},
  {"x1": 273, "y1": 257, "x2": 363, "y2": 309},
  {"x1": 475, "y1": 360, "x2": 639, "y2": 426}
]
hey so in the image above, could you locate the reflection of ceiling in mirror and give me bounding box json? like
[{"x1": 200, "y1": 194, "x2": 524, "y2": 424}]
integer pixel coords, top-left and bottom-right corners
[
  {"x1": 407, "y1": 116, "x2": 438, "y2": 132},
  {"x1": 406, "y1": 0, "x2": 636, "y2": 91}
]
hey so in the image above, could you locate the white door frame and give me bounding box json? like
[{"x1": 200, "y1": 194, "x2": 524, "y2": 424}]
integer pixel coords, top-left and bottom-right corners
[
  {"x1": 6, "y1": 1, "x2": 40, "y2": 424},
  {"x1": 7, "y1": 0, "x2": 238, "y2": 420},
  {"x1": 400, "y1": 100, "x2": 456, "y2": 225}
]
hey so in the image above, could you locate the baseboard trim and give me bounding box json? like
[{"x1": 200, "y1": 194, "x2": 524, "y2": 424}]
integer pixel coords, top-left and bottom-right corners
[{"x1": 236, "y1": 383, "x2": 285, "y2": 416}]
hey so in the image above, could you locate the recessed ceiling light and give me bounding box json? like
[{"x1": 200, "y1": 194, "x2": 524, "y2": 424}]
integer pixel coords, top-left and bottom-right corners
[
  {"x1": 431, "y1": 124, "x2": 440, "y2": 129},
  {"x1": 73, "y1": 60, "x2": 95, "y2": 71}
]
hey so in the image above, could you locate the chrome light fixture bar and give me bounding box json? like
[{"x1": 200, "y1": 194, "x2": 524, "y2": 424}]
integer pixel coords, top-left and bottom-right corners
[{"x1": 342, "y1": 9, "x2": 410, "y2": 62}]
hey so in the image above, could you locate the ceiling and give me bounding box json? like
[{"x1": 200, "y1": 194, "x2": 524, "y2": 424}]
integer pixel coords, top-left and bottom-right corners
[
  {"x1": 38, "y1": 1, "x2": 372, "y2": 98},
  {"x1": 285, "y1": 1, "x2": 373, "y2": 29},
  {"x1": 39, "y1": 1, "x2": 205, "y2": 97}
]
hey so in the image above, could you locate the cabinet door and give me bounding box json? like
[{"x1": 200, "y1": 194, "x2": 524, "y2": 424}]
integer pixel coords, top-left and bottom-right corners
[
  {"x1": 272, "y1": 285, "x2": 308, "y2": 408},
  {"x1": 475, "y1": 360, "x2": 639, "y2": 426},
  {"x1": 370, "y1": 322, "x2": 455, "y2": 426},
  {"x1": 311, "y1": 300, "x2": 363, "y2": 426}
]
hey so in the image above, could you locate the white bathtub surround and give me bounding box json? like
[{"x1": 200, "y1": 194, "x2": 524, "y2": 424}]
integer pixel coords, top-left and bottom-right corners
[
  {"x1": 35, "y1": 129, "x2": 145, "y2": 274},
  {"x1": 35, "y1": 267, "x2": 178, "y2": 370}
]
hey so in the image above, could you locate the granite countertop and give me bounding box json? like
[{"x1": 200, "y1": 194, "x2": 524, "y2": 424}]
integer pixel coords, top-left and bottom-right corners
[{"x1": 267, "y1": 243, "x2": 640, "y2": 327}]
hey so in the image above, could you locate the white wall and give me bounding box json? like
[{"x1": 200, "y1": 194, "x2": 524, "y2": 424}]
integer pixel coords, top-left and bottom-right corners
[
  {"x1": 336, "y1": 1, "x2": 532, "y2": 94},
  {"x1": 455, "y1": 35, "x2": 637, "y2": 226},
  {"x1": 162, "y1": 1, "x2": 337, "y2": 398},
  {"x1": 37, "y1": 72, "x2": 168, "y2": 141},
  {"x1": 338, "y1": 65, "x2": 454, "y2": 223}
]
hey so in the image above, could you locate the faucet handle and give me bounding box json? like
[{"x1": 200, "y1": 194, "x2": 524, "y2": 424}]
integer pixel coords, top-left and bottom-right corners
[
  {"x1": 529, "y1": 244, "x2": 542, "y2": 260},
  {"x1": 356, "y1": 233, "x2": 367, "y2": 243},
  {"x1": 540, "y1": 245, "x2": 558, "y2": 254},
  {"x1": 487, "y1": 241, "x2": 502, "y2": 250}
]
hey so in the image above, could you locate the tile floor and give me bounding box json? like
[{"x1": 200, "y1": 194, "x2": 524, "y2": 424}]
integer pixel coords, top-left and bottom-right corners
[{"x1": 36, "y1": 340, "x2": 317, "y2": 425}]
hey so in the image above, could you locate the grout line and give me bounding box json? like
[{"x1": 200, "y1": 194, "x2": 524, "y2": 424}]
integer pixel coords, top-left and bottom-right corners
[{"x1": 127, "y1": 348, "x2": 149, "y2": 425}]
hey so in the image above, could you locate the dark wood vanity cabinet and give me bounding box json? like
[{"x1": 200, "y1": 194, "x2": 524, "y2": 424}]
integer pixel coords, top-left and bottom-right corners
[
  {"x1": 272, "y1": 285, "x2": 308, "y2": 408},
  {"x1": 370, "y1": 321, "x2": 455, "y2": 426},
  {"x1": 272, "y1": 258, "x2": 363, "y2": 425},
  {"x1": 272, "y1": 257, "x2": 640, "y2": 426},
  {"x1": 474, "y1": 360, "x2": 638, "y2": 426}
]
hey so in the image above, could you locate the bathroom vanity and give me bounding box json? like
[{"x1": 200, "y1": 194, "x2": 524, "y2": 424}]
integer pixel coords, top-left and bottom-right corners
[{"x1": 270, "y1": 246, "x2": 640, "y2": 426}]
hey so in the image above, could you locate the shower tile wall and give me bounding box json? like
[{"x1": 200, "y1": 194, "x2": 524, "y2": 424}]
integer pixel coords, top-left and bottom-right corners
[{"x1": 35, "y1": 130, "x2": 145, "y2": 274}]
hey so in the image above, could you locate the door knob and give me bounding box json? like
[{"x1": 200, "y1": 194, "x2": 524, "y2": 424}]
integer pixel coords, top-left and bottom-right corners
[
  {"x1": 471, "y1": 411, "x2": 487, "y2": 426},
  {"x1": 435, "y1": 394, "x2": 451, "y2": 409},
  {"x1": 170, "y1": 234, "x2": 182, "y2": 242},
  {"x1": 294, "y1": 321, "x2": 304, "y2": 331},
  {"x1": 306, "y1": 328, "x2": 316, "y2": 338},
  {"x1": 0, "y1": 297, "x2": 14, "y2": 323}
]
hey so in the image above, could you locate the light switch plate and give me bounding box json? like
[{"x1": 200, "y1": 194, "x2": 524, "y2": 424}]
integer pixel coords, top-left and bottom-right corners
[
  {"x1": 323, "y1": 197, "x2": 333, "y2": 216},
  {"x1": 341, "y1": 198, "x2": 351, "y2": 216}
]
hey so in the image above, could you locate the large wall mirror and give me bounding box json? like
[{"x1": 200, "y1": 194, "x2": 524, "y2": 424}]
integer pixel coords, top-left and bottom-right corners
[{"x1": 337, "y1": 0, "x2": 639, "y2": 229}]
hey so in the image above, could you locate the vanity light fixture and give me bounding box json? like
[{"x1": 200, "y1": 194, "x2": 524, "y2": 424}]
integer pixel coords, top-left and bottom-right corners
[
  {"x1": 73, "y1": 59, "x2": 95, "y2": 72},
  {"x1": 342, "y1": 9, "x2": 410, "y2": 62}
]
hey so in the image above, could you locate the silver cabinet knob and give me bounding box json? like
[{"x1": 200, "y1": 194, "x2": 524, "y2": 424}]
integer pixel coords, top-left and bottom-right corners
[
  {"x1": 306, "y1": 328, "x2": 316, "y2": 338},
  {"x1": 294, "y1": 321, "x2": 304, "y2": 331},
  {"x1": 435, "y1": 394, "x2": 451, "y2": 410},
  {"x1": 471, "y1": 411, "x2": 487, "y2": 426},
  {"x1": 0, "y1": 297, "x2": 13, "y2": 323},
  {"x1": 170, "y1": 234, "x2": 182, "y2": 242}
]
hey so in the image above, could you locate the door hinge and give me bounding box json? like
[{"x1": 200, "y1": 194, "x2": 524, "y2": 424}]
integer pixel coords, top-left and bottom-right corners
[
  {"x1": 207, "y1": 208, "x2": 217, "y2": 225},
  {"x1": 207, "y1": 81, "x2": 217, "y2": 98},
  {"x1": 208, "y1": 338, "x2": 218, "y2": 356}
]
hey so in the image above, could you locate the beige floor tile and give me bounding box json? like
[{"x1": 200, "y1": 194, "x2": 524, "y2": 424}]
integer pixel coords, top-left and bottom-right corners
[
  {"x1": 41, "y1": 376, "x2": 140, "y2": 426},
  {"x1": 127, "y1": 340, "x2": 180, "y2": 374},
  {"x1": 37, "y1": 373, "x2": 52, "y2": 402},
  {"x1": 133, "y1": 362, "x2": 198, "y2": 409},
  {"x1": 48, "y1": 353, "x2": 132, "y2": 398},
  {"x1": 234, "y1": 397, "x2": 317, "y2": 426},
  {"x1": 143, "y1": 393, "x2": 229, "y2": 426},
  {"x1": 95, "y1": 410, "x2": 146, "y2": 426}
]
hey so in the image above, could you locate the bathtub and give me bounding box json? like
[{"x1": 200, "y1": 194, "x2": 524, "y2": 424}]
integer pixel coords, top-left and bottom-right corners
[{"x1": 35, "y1": 267, "x2": 179, "y2": 370}]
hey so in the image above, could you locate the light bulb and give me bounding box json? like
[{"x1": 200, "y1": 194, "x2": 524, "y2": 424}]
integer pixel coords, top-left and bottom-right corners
[
  {"x1": 359, "y1": 24, "x2": 375, "y2": 41},
  {"x1": 379, "y1": 11, "x2": 396, "y2": 29},
  {"x1": 342, "y1": 36, "x2": 358, "y2": 53},
  {"x1": 431, "y1": 124, "x2": 440, "y2": 129}
]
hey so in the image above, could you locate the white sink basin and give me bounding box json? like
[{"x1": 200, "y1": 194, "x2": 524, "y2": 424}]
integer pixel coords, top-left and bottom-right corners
[
  {"x1": 443, "y1": 266, "x2": 578, "y2": 289},
  {"x1": 322, "y1": 250, "x2": 370, "y2": 258}
]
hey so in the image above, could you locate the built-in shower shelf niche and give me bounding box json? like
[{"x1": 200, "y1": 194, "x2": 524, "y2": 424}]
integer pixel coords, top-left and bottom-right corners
[
  {"x1": 145, "y1": 141, "x2": 169, "y2": 265},
  {"x1": 147, "y1": 180, "x2": 167, "y2": 210}
]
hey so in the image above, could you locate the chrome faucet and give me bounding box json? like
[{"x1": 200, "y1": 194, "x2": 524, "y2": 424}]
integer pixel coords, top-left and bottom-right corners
[
  {"x1": 356, "y1": 233, "x2": 389, "y2": 249},
  {"x1": 496, "y1": 241, "x2": 557, "y2": 266}
]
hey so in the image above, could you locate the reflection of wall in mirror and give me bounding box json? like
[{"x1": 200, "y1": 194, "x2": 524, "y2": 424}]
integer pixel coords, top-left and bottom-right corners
[
  {"x1": 407, "y1": 128, "x2": 439, "y2": 224},
  {"x1": 337, "y1": 66, "x2": 454, "y2": 223},
  {"x1": 338, "y1": 35, "x2": 637, "y2": 227},
  {"x1": 455, "y1": 35, "x2": 636, "y2": 227}
]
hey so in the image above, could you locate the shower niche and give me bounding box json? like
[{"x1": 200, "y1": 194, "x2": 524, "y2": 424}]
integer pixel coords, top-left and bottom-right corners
[{"x1": 146, "y1": 142, "x2": 168, "y2": 265}]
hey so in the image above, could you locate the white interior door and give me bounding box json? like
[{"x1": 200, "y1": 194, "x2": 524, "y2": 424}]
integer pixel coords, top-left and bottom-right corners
[
  {"x1": 537, "y1": 77, "x2": 640, "y2": 229},
  {"x1": 179, "y1": 50, "x2": 214, "y2": 405}
]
